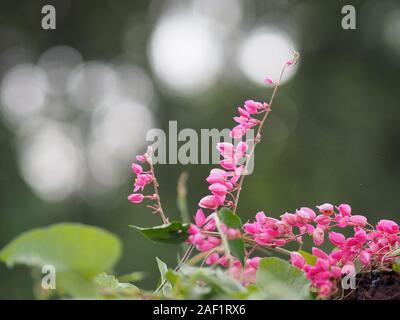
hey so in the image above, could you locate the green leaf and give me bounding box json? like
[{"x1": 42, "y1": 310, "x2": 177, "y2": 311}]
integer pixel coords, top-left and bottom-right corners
[
  {"x1": 0, "y1": 223, "x2": 122, "y2": 297},
  {"x1": 299, "y1": 250, "x2": 317, "y2": 266},
  {"x1": 130, "y1": 222, "x2": 189, "y2": 244},
  {"x1": 217, "y1": 208, "x2": 245, "y2": 266},
  {"x1": 94, "y1": 273, "x2": 139, "y2": 298},
  {"x1": 156, "y1": 257, "x2": 172, "y2": 294},
  {"x1": 166, "y1": 266, "x2": 247, "y2": 299},
  {"x1": 254, "y1": 257, "x2": 312, "y2": 300},
  {"x1": 392, "y1": 259, "x2": 400, "y2": 272},
  {"x1": 118, "y1": 271, "x2": 145, "y2": 283}
]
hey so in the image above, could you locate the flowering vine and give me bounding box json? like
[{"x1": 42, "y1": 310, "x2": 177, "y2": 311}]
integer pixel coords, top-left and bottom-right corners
[{"x1": 127, "y1": 51, "x2": 400, "y2": 299}]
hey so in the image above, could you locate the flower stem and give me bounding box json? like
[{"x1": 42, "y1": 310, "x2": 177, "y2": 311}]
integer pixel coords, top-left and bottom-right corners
[
  {"x1": 148, "y1": 148, "x2": 169, "y2": 224},
  {"x1": 233, "y1": 63, "x2": 289, "y2": 214}
]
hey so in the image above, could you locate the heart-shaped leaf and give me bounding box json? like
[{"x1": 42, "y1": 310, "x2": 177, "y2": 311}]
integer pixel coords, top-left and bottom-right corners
[
  {"x1": 130, "y1": 222, "x2": 189, "y2": 244},
  {"x1": 254, "y1": 257, "x2": 312, "y2": 300},
  {"x1": 0, "y1": 223, "x2": 122, "y2": 297}
]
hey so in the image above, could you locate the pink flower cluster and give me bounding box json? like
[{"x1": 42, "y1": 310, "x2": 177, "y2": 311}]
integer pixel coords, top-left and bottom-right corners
[
  {"x1": 244, "y1": 204, "x2": 400, "y2": 297},
  {"x1": 197, "y1": 99, "x2": 270, "y2": 213},
  {"x1": 127, "y1": 153, "x2": 155, "y2": 203},
  {"x1": 189, "y1": 201, "x2": 400, "y2": 298}
]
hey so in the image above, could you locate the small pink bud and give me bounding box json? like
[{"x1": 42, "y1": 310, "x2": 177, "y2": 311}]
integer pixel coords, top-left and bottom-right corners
[
  {"x1": 216, "y1": 142, "x2": 234, "y2": 157},
  {"x1": 315, "y1": 214, "x2": 331, "y2": 225},
  {"x1": 209, "y1": 183, "x2": 228, "y2": 197},
  {"x1": 377, "y1": 219, "x2": 399, "y2": 234},
  {"x1": 195, "y1": 209, "x2": 206, "y2": 227},
  {"x1": 229, "y1": 125, "x2": 247, "y2": 139},
  {"x1": 127, "y1": 193, "x2": 144, "y2": 204},
  {"x1": 354, "y1": 228, "x2": 367, "y2": 243},
  {"x1": 131, "y1": 163, "x2": 143, "y2": 175},
  {"x1": 255, "y1": 211, "x2": 267, "y2": 224},
  {"x1": 198, "y1": 195, "x2": 219, "y2": 210},
  {"x1": 205, "y1": 253, "x2": 219, "y2": 265},
  {"x1": 337, "y1": 204, "x2": 351, "y2": 216},
  {"x1": 236, "y1": 141, "x2": 248, "y2": 154},
  {"x1": 317, "y1": 203, "x2": 334, "y2": 215},
  {"x1": 219, "y1": 159, "x2": 236, "y2": 170},
  {"x1": 312, "y1": 247, "x2": 329, "y2": 260},
  {"x1": 243, "y1": 223, "x2": 258, "y2": 235},
  {"x1": 290, "y1": 252, "x2": 306, "y2": 269},
  {"x1": 328, "y1": 231, "x2": 346, "y2": 246},
  {"x1": 244, "y1": 100, "x2": 260, "y2": 114},
  {"x1": 360, "y1": 250, "x2": 371, "y2": 266},
  {"x1": 206, "y1": 169, "x2": 226, "y2": 185},
  {"x1": 349, "y1": 215, "x2": 367, "y2": 227},
  {"x1": 136, "y1": 154, "x2": 147, "y2": 163},
  {"x1": 264, "y1": 76, "x2": 275, "y2": 86},
  {"x1": 312, "y1": 227, "x2": 325, "y2": 245},
  {"x1": 188, "y1": 224, "x2": 200, "y2": 235}
]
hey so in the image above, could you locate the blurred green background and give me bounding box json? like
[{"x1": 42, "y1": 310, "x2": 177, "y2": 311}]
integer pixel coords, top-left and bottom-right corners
[{"x1": 0, "y1": 0, "x2": 399, "y2": 298}]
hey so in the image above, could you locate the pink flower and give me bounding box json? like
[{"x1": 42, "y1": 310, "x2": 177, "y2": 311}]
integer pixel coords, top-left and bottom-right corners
[
  {"x1": 238, "y1": 107, "x2": 250, "y2": 118},
  {"x1": 243, "y1": 223, "x2": 259, "y2": 235},
  {"x1": 236, "y1": 141, "x2": 248, "y2": 155},
  {"x1": 127, "y1": 193, "x2": 144, "y2": 204},
  {"x1": 194, "y1": 209, "x2": 206, "y2": 227},
  {"x1": 264, "y1": 76, "x2": 275, "y2": 86},
  {"x1": 360, "y1": 250, "x2": 371, "y2": 266},
  {"x1": 219, "y1": 159, "x2": 236, "y2": 170},
  {"x1": 317, "y1": 203, "x2": 334, "y2": 215},
  {"x1": 131, "y1": 163, "x2": 143, "y2": 175},
  {"x1": 216, "y1": 142, "x2": 234, "y2": 157},
  {"x1": 354, "y1": 228, "x2": 367, "y2": 243},
  {"x1": 205, "y1": 253, "x2": 219, "y2": 265},
  {"x1": 290, "y1": 252, "x2": 306, "y2": 269},
  {"x1": 281, "y1": 213, "x2": 297, "y2": 226},
  {"x1": 199, "y1": 195, "x2": 220, "y2": 210},
  {"x1": 208, "y1": 183, "x2": 228, "y2": 197},
  {"x1": 243, "y1": 100, "x2": 263, "y2": 114},
  {"x1": 312, "y1": 227, "x2": 325, "y2": 245},
  {"x1": 136, "y1": 154, "x2": 147, "y2": 162},
  {"x1": 255, "y1": 211, "x2": 267, "y2": 224},
  {"x1": 300, "y1": 207, "x2": 317, "y2": 220},
  {"x1": 329, "y1": 231, "x2": 346, "y2": 246},
  {"x1": 377, "y1": 220, "x2": 399, "y2": 234},
  {"x1": 312, "y1": 247, "x2": 329, "y2": 260},
  {"x1": 349, "y1": 215, "x2": 368, "y2": 227},
  {"x1": 229, "y1": 125, "x2": 247, "y2": 139},
  {"x1": 337, "y1": 204, "x2": 351, "y2": 216},
  {"x1": 206, "y1": 169, "x2": 226, "y2": 184},
  {"x1": 315, "y1": 214, "x2": 331, "y2": 225}
]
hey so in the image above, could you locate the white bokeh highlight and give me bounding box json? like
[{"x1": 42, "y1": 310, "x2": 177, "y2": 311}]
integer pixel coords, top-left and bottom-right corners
[
  {"x1": 149, "y1": 11, "x2": 222, "y2": 95},
  {"x1": 0, "y1": 64, "x2": 48, "y2": 126},
  {"x1": 237, "y1": 27, "x2": 298, "y2": 85}
]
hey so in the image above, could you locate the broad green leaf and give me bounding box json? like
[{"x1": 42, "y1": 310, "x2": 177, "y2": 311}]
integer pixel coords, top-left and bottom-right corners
[
  {"x1": 217, "y1": 208, "x2": 245, "y2": 266},
  {"x1": 0, "y1": 223, "x2": 122, "y2": 297},
  {"x1": 156, "y1": 257, "x2": 172, "y2": 294},
  {"x1": 254, "y1": 257, "x2": 312, "y2": 300},
  {"x1": 299, "y1": 250, "x2": 317, "y2": 266},
  {"x1": 130, "y1": 222, "x2": 189, "y2": 244}
]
